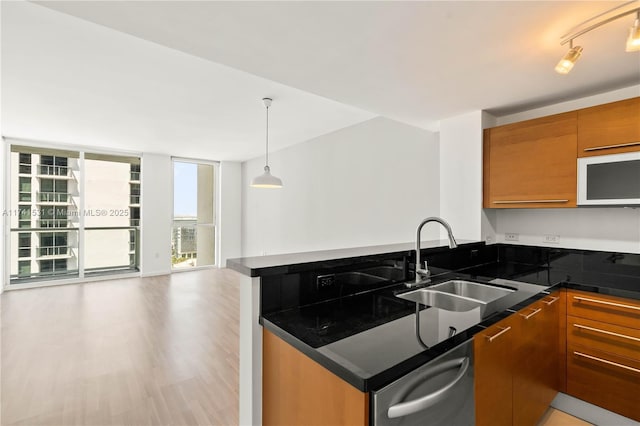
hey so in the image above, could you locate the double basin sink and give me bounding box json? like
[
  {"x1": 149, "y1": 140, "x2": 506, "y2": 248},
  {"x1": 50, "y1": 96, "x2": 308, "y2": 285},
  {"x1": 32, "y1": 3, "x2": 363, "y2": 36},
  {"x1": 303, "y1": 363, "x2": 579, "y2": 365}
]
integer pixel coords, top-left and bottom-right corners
[
  {"x1": 396, "y1": 280, "x2": 515, "y2": 312},
  {"x1": 332, "y1": 269, "x2": 516, "y2": 314}
]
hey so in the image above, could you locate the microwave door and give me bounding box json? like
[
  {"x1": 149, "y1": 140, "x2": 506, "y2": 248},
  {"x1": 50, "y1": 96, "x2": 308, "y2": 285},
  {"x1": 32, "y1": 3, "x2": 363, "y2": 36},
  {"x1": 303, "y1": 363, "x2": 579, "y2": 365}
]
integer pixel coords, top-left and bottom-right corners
[{"x1": 578, "y1": 153, "x2": 640, "y2": 205}]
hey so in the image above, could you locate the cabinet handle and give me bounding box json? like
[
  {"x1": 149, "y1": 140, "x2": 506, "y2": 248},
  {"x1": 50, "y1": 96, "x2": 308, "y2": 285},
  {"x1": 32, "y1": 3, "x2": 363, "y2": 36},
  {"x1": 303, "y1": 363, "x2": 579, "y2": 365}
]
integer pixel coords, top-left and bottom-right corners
[
  {"x1": 573, "y1": 323, "x2": 640, "y2": 343},
  {"x1": 485, "y1": 326, "x2": 511, "y2": 342},
  {"x1": 543, "y1": 296, "x2": 559, "y2": 306},
  {"x1": 520, "y1": 308, "x2": 542, "y2": 319},
  {"x1": 574, "y1": 351, "x2": 640, "y2": 374},
  {"x1": 573, "y1": 296, "x2": 640, "y2": 312},
  {"x1": 583, "y1": 141, "x2": 640, "y2": 152},
  {"x1": 492, "y1": 200, "x2": 569, "y2": 204}
]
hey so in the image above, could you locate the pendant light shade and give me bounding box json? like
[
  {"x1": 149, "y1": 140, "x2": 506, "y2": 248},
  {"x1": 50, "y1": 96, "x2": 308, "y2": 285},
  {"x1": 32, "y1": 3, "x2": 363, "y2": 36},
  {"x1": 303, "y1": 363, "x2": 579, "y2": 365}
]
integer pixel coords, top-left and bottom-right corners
[
  {"x1": 251, "y1": 165, "x2": 283, "y2": 188},
  {"x1": 251, "y1": 97, "x2": 283, "y2": 189}
]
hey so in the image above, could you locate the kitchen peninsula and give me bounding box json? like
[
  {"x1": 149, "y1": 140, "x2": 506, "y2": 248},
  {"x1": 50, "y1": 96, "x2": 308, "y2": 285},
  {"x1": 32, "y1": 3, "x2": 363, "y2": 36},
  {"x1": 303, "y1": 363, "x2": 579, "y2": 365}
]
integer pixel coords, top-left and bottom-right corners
[{"x1": 228, "y1": 240, "x2": 640, "y2": 425}]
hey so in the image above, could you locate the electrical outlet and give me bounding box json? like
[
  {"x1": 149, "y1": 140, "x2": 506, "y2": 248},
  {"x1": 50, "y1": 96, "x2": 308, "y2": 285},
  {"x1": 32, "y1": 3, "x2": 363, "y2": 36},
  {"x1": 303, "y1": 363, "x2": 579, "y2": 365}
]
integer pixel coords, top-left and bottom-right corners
[
  {"x1": 316, "y1": 274, "x2": 336, "y2": 291},
  {"x1": 504, "y1": 233, "x2": 519, "y2": 242},
  {"x1": 544, "y1": 234, "x2": 560, "y2": 244}
]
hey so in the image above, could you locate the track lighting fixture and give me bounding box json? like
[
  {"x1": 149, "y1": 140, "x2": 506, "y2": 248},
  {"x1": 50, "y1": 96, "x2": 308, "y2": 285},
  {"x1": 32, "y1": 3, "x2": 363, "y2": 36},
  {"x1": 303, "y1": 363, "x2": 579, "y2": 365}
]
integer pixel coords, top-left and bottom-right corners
[{"x1": 555, "y1": 1, "x2": 640, "y2": 74}]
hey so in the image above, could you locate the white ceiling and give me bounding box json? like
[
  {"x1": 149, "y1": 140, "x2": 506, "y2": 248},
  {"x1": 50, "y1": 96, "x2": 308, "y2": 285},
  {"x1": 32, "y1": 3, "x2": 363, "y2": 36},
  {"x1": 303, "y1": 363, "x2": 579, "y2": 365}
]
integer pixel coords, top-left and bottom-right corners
[
  {"x1": 32, "y1": 0, "x2": 640, "y2": 132},
  {"x1": 1, "y1": 1, "x2": 374, "y2": 161},
  {"x1": 3, "y1": 1, "x2": 639, "y2": 162}
]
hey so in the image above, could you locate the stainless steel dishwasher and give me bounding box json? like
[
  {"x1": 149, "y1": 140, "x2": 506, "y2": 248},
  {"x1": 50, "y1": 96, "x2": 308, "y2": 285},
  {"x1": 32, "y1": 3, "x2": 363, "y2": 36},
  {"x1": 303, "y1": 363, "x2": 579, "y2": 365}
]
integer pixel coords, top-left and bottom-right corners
[{"x1": 372, "y1": 339, "x2": 474, "y2": 425}]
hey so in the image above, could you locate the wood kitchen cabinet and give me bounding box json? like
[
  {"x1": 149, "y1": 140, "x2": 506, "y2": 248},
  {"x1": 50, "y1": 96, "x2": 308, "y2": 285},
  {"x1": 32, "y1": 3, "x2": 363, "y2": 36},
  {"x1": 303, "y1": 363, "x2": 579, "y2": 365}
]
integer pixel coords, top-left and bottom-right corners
[
  {"x1": 475, "y1": 292, "x2": 562, "y2": 426},
  {"x1": 483, "y1": 112, "x2": 578, "y2": 208},
  {"x1": 512, "y1": 295, "x2": 560, "y2": 426},
  {"x1": 577, "y1": 97, "x2": 640, "y2": 157},
  {"x1": 566, "y1": 290, "x2": 640, "y2": 421},
  {"x1": 262, "y1": 329, "x2": 369, "y2": 426},
  {"x1": 475, "y1": 315, "x2": 516, "y2": 426}
]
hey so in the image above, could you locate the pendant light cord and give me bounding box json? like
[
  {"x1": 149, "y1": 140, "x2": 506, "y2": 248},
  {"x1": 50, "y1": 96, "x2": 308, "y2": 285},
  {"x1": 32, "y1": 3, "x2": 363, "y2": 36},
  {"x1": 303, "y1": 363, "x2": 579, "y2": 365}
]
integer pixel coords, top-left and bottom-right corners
[{"x1": 265, "y1": 104, "x2": 270, "y2": 168}]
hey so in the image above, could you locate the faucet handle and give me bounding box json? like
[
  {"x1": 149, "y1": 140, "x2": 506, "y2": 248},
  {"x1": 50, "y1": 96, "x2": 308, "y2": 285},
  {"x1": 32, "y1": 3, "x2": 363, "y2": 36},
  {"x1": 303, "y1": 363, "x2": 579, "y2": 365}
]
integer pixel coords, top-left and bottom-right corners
[{"x1": 416, "y1": 260, "x2": 431, "y2": 278}]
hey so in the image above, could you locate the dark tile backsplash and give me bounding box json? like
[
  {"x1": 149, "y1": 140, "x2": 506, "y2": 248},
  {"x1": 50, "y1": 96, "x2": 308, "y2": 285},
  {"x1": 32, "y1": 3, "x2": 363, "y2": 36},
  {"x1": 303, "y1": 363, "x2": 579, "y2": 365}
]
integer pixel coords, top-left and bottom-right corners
[{"x1": 261, "y1": 242, "x2": 640, "y2": 315}]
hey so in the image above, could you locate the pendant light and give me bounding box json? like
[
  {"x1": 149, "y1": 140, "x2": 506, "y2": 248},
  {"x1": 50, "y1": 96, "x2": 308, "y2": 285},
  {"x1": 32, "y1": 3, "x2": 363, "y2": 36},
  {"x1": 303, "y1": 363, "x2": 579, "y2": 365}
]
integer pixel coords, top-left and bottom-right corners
[{"x1": 251, "y1": 97, "x2": 283, "y2": 189}]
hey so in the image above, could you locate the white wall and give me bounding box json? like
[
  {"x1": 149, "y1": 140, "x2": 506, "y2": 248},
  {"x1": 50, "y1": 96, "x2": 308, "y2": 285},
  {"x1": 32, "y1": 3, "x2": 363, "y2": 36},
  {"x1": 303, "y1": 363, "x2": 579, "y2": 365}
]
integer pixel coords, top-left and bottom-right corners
[
  {"x1": 491, "y1": 85, "x2": 640, "y2": 253},
  {"x1": 439, "y1": 111, "x2": 496, "y2": 243},
  {"x1": 241, "y1": 117, "x2": 440, "y2": 257},
  {"x1": 141, "y1": 153, "x2": 172, "y2": 276},
  {"x1": 496, "y1": 208, "x2": 640, "y2": 253},
  {"x1": 219, "y1": 161, "x2": 242, "y2": 266},
  {"x1": 439, "y1": 111, "x2": 482, "y2": 241}
]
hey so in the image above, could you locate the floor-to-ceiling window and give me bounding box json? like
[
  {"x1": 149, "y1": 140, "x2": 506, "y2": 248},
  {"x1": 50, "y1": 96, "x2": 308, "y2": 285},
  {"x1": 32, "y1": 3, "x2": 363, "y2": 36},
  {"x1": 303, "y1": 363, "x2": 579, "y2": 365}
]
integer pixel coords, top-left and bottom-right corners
[
  {"x1": 6, "y1": 144, "x2": 141, "y2": 286},
  {"x1": 172, "y1": 159, "x2": 217, "y2": 269}
]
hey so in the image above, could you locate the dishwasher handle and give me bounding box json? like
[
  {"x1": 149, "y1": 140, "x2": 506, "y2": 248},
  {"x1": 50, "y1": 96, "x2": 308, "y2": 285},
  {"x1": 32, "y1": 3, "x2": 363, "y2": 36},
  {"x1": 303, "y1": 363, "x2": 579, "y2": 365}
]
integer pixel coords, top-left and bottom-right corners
[{"x1": 387, "y1": 357, "x2": 470, "y2": 419}]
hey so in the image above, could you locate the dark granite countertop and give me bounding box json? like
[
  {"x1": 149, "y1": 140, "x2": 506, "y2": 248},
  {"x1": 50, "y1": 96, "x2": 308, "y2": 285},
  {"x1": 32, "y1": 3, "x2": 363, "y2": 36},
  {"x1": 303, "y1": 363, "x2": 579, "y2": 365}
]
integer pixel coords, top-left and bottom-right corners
[
  {"x1": 227, "y1": 240, "x2": 482, "y2": 277},
  {"x1": 262, "y1": 263, "x2": 640, "y2": 392}
]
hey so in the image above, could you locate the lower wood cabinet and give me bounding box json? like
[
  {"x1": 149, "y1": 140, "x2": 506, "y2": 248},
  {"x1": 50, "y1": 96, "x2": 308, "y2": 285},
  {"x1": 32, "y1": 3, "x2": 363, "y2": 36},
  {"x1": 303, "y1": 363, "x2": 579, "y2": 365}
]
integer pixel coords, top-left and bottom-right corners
[
  {"x1": 566, "y1": 290, "x2": 640, "y2": 421},
  {"x1": 475, "y1": 292, "x2": 563, "y2": 426},
  {"x1": 262, "y1": 329, "x2": 369, "y2": 426},
  {"x1": 475, "y1": 314, "x2": 516, "y2": 426},
  {"x1": 263, "y1": 289, "x2": 640, "y2": 425}
]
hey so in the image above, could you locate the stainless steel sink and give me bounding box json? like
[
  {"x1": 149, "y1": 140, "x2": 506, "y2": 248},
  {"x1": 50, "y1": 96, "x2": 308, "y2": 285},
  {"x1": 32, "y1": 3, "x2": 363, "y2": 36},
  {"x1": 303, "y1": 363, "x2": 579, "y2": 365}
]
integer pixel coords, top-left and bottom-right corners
[
  {"x1": 428, "y1": 280, "x2": 515, "y2": 303},
  {"x1": 396, "y1": 289, "x2": 483, "y2": 312},
  {"x1": 360, "y1": 266, "x2": 406, "y2": 281},
  {"x1": 335, "y1": 272, "x2": 386, "y2": 286}
]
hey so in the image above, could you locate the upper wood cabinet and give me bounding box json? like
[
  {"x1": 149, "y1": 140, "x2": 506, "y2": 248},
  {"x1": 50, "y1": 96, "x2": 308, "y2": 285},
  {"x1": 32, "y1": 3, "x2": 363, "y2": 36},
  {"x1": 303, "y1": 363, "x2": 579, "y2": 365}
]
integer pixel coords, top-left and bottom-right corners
[
  {"x1": 483, "y1": 112, "x2": 577, "y2": 208},
  {"x1": 577, "y1": 97, "x2": 640, "y2": 157}
]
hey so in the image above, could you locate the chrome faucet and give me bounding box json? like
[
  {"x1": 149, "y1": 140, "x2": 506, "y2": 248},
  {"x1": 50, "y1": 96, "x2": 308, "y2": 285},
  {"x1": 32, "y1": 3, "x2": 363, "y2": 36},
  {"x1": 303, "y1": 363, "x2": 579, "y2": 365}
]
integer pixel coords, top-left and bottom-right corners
[{"x1": 411, "y1": 217, "x2": 458, "y2": 287}]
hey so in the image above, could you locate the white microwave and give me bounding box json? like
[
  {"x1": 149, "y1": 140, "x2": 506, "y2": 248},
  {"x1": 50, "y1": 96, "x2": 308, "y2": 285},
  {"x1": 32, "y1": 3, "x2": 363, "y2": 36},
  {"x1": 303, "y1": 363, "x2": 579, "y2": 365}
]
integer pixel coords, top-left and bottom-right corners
[{"x1": 578, "y1": 151, "x2": 640, "y2": 205}]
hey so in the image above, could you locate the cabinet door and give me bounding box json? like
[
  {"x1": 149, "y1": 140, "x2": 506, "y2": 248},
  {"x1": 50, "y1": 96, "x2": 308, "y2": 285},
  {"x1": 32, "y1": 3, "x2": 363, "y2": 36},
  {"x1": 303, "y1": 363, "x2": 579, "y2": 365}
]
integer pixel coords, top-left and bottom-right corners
[
  {"x1": 513, "y1": 298, "x2": 559, "y2": 426},
  {"x1": 483, "y1": 112, "x2": 577, "y2": 208},
  {"x1": 578, "y1": 97, "x2": 640, "y2": 157},
  {"x1": 475, "y1": 316, "x2": 516, "y2": 426},
  {"x1": 263, "y1": 329, "x2": 369, "y2": 426}
]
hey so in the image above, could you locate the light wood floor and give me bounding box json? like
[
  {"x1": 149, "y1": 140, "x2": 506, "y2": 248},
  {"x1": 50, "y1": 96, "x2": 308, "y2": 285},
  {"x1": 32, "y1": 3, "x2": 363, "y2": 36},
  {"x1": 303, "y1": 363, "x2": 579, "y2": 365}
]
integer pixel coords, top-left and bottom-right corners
[
  {"x1": 1, "y1": 269, "x2": 241, "y2": 426},
  {"x1": 538, "y1": 408, "x2": 593, "y2": 426}
]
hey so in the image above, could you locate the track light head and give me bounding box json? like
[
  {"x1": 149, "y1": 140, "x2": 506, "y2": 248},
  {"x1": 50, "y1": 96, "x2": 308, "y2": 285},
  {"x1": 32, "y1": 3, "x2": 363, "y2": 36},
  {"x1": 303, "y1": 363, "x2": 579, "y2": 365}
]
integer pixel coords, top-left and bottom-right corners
[
  {"x1": 555, "y1": 43, "x2": 583, "y2": 75},
  {"x1": 626, "y1": 13, "x2": 640, "y2": 52}
]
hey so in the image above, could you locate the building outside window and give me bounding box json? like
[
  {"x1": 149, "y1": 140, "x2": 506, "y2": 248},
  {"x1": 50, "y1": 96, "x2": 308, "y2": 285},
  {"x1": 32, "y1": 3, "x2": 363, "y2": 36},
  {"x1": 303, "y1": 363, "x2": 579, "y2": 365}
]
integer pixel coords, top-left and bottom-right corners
[
  {"x1": 19, "y1": 153, "x2": 31, "y2": 174},
  {"x1": 7, "y1": 145, "x2": 141, "y2": 286},
  {"x1": 171, "y1": 160, "x2": 216, "y2": 269}
]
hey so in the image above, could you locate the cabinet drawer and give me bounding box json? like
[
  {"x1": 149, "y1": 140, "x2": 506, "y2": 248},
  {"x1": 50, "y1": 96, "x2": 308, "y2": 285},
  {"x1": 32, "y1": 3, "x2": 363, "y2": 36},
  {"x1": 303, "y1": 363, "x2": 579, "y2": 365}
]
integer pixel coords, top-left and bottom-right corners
[
  {"x1": 567, "y1": 290, "x2": 640, "y2": 330},
  {"x1": 568, "y1": 315, "x2": 640, "y2": 362},
  {"x1": 567, "y1": 343, "x2": 640, "y2": 421}
]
